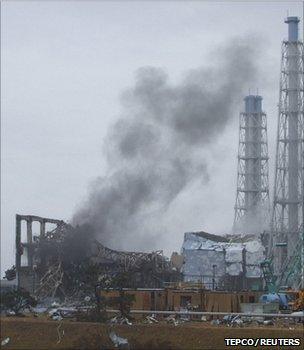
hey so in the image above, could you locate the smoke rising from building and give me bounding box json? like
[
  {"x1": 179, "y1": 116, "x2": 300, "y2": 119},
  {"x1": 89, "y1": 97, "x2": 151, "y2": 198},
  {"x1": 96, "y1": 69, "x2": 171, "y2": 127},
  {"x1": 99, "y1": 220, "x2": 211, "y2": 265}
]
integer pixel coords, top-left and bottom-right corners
[{"x1": 72, "y1": 36, "x2": 262, "y2": 251}]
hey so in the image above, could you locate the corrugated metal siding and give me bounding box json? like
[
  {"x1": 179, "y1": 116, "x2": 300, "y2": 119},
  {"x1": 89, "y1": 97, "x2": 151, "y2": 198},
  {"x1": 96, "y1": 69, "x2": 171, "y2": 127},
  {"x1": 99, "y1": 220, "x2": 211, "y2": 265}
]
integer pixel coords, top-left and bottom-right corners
[{"x1": 181, "y1": 232, "x2": 264, "y2": 284}]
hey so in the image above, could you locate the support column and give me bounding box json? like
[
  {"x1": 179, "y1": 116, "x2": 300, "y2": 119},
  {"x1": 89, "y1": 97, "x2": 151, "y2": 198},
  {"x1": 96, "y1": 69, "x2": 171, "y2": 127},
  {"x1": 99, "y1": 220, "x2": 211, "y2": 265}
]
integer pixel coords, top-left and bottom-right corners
[
  {"x1": 15, "y1": 214, "x2": 21, "y2": 286},
  {"x1": 40, "y1": 220, "x2": 45, "y2": 237},
  {"x1": 26, "y1": 218, "x2": 33, "y2": 267}
]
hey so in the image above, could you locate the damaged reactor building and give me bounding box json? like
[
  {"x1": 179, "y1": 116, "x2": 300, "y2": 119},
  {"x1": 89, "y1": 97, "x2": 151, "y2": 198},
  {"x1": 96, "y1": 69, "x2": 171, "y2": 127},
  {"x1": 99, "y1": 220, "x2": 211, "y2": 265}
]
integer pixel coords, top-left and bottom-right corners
[
  {"x1": 8, "y1": 16, "x2": 304, "y2": 298},
  {"x1": 14, "y1": 214, "x2": 181, "y2": 299},
  {"x1": 181, "y1": 231, "x2": 264, "y2": 291}
]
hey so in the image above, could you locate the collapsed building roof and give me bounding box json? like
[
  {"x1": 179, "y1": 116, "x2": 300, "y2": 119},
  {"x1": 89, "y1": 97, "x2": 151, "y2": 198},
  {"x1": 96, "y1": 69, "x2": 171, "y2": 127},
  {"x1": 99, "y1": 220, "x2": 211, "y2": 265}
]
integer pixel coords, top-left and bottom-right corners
[
  {"x1": 188, "y1": 231, "x2": 229, "y2": 243},
  {"x1": 15, "y1": 214, "x2": 181, "y2": 299}
]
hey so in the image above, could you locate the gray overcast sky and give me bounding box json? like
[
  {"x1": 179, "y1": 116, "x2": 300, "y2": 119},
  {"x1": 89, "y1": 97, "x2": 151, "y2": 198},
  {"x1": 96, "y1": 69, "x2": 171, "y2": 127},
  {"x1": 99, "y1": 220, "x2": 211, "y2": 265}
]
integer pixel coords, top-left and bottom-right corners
[{"x1": 1, "y1": 0, "x2": 303, "y2": 275}]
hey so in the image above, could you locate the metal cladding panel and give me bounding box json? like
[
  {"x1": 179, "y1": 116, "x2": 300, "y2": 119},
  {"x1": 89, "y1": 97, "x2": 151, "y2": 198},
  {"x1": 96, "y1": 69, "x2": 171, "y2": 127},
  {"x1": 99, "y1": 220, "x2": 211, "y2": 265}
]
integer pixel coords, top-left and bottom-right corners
[
  {"x1": 182, "y1": 232, "x2": 223, "y2": 251},
  {"x1": 244, "y1": 240, "x2": 263, "y2": 252},
  {"x1": 246, "y1": 250, "x2": 264, "y2": 265},
  {"x1": 246, "y1": 265, "x2": 261, "y2": 278},
  {"x1": 225, "y1": 248, "x2": 243, "y2": 263},
  {"x1": 181, "y1": 232, "x2": 265, "y2": 281},
  {"x1": 226, "y1": 262, "x2": 243, "y2": 276},
  {"x1": 182, "y1": 249, "x2": 225, "y2": 277}
]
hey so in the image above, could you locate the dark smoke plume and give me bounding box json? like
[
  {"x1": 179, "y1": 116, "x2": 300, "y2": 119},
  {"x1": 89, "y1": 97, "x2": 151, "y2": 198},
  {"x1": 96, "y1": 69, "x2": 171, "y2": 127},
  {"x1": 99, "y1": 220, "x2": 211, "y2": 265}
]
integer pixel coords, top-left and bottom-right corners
[{"x1": 72, "y1": 36, "x2": 261, "y2": 251}]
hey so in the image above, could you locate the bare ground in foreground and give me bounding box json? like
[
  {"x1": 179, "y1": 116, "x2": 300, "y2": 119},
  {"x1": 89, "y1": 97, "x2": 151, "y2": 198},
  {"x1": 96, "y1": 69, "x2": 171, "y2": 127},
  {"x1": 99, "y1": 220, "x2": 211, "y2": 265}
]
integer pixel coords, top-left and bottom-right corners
[{"x1": 1, "y1": 316, "x2": 303, "y2": 350}]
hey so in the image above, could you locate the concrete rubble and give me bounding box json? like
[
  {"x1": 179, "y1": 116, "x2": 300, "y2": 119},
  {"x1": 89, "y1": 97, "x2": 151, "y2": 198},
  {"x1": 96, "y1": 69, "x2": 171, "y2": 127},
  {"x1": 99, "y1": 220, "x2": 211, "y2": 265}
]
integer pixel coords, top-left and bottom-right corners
[
  {"x1": 145, "y1": 315, "x2": 158, "y2": 323},
  {"x1": 1, "y1": 338, "x2": 10, "y2": 347},
  {"x1": 109, "y1": 331, "x2": 130, "y2": 349},
  {"x1": 109, "y1": 315, "x2": 132, "y2": 325}
]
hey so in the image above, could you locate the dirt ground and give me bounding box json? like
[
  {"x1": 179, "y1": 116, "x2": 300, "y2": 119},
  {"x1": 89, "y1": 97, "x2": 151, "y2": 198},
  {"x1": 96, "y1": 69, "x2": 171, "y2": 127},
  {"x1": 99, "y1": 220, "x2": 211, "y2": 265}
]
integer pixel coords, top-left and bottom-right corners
[{"x1": 1, "y1": 316, "x2": 303, "y2": 350}]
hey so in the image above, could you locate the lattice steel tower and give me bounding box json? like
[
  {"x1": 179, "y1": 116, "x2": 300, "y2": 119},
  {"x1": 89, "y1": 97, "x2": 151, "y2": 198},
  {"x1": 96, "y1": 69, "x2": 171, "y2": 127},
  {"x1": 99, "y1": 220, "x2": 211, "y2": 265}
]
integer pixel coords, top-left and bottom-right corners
[
  {"x1": 234, "y1": 95, "x2": 270, "y2": 234},
  {"x1": 271, "y1": 17, "x2": 304, "y2": 286}
]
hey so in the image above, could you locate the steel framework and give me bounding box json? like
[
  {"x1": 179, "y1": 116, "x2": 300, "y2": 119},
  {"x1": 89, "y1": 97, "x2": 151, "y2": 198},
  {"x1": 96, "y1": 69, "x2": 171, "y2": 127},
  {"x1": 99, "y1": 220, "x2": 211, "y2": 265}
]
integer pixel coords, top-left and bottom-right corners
[
  {"x1": 234, "y1": 95, "x2": 270, "y2": 234},
  {"x1": 271, "y1": 17, "x2": 304, "y2": 287},
  {"x1": 92, "y1": 240, "x2": 168, "y2": 272},
  {"x1": 15, "y1": 214, "x2": 179, "y2": 297}
]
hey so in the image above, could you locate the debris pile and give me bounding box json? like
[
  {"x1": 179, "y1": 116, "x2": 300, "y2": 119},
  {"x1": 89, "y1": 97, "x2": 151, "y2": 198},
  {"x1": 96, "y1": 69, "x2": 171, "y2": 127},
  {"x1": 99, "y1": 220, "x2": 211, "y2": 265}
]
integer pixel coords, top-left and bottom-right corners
[
  {"x1": 1, "y1": 338, "x2": 10, "y2": 347},
  {"x1": 14, "y1": 215, "x2": 181, "y2": 302},
  {"x1": 109, "y1": 331, "x2": 130, "y2": 349},
  {"x1": 109, "y1": 315, "x2": 133, "y2": 326}
]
